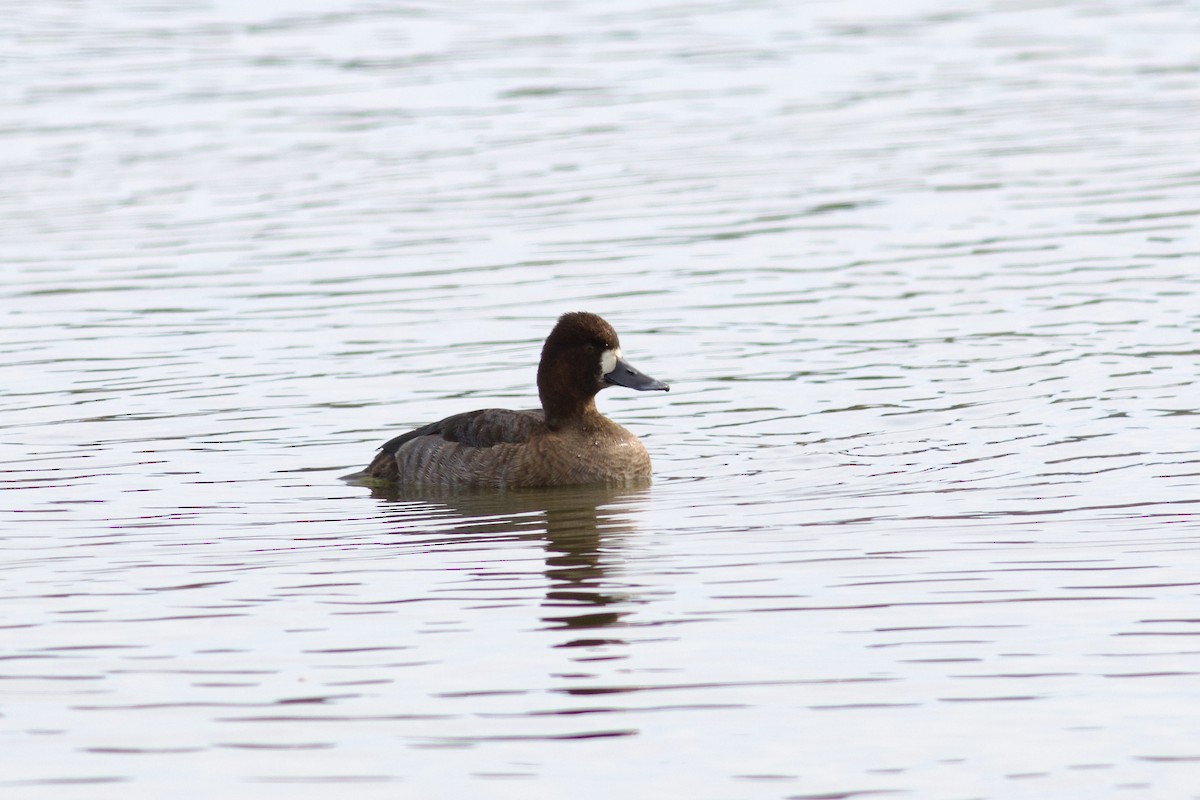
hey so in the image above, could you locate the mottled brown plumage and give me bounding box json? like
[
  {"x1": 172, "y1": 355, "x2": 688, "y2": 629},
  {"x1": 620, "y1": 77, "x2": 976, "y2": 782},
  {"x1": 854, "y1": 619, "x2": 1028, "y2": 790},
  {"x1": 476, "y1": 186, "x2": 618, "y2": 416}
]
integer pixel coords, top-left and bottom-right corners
[{"x1": 355, "y1": 312, "x2": 669, "y2": 489}]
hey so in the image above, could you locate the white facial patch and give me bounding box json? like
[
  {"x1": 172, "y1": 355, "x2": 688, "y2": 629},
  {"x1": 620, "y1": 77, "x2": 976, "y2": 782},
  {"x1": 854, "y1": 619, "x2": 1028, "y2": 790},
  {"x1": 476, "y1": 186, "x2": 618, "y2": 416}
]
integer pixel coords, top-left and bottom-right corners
[{"x1": 600, "y1": 347, "x2": 621, "y2": 375}]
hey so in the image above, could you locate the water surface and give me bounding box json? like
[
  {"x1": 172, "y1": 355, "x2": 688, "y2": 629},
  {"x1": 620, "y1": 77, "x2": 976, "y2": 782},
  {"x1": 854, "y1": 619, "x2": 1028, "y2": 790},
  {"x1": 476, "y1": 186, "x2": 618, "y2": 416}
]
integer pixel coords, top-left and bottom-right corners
[{"x1": 4, "y1": 0, "x2": 1200, "y2": 798}]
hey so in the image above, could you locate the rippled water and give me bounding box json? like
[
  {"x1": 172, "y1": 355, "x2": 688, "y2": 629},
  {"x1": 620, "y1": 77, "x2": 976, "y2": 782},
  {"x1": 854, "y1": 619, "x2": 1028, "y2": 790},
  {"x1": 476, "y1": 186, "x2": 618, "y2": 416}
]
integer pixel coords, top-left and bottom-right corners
[{"x1": 4, "y1": 0, "x2": 1200, "y2": 797}]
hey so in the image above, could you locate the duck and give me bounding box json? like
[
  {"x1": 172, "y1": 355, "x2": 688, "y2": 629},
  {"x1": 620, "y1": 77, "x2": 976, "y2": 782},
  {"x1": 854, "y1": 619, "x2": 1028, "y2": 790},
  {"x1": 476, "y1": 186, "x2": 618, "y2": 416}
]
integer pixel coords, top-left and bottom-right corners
[{"x1": 354, "y1": 312, "x2": 669, "y2": 489}]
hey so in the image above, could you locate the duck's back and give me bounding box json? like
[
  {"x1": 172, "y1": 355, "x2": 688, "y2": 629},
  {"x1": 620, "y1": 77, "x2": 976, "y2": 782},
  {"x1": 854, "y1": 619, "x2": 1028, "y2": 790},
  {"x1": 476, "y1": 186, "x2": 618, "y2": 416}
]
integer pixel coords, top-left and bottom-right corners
[
  {"x1": 364, "y1": 408, "x2": 542, "y2": 487},
  {"x1": 364, "y1": 407, "x2": 651, "y2": 488}
]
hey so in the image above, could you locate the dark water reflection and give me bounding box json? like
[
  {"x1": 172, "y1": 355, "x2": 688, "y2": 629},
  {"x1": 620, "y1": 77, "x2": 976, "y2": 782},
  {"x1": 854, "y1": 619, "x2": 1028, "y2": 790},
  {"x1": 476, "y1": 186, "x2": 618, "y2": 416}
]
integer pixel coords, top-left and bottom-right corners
[{"x1": 364, "y1": 484, "x2": 647, "y2": 633}]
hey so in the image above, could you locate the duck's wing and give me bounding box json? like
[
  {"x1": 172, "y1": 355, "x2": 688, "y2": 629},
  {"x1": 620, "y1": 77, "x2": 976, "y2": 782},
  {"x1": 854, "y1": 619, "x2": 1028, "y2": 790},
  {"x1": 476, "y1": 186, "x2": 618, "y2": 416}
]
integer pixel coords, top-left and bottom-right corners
[{"x1": 379, "y1": 408, "x2": 544, "y2": 454}]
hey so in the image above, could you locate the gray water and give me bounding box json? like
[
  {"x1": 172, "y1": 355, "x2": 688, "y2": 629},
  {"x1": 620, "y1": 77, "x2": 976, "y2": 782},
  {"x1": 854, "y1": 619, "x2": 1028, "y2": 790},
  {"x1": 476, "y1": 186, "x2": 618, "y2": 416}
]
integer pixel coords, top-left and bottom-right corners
[{"x1": 4, "y1": 0, "x2": 1200, "y2": 798}]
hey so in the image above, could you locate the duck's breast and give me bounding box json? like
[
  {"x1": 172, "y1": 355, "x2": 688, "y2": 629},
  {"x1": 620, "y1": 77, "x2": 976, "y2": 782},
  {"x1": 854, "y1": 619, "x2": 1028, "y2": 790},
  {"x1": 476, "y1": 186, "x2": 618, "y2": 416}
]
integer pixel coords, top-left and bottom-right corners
[{"x1": 512, "y1": 422, "x2": 652, "y2": 487}]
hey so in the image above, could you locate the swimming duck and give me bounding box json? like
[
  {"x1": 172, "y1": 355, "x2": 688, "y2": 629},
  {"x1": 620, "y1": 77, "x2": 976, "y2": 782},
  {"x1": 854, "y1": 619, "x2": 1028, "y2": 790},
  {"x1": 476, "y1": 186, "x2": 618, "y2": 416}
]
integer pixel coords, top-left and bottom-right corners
[{"x1": 356, "y1": 312, "x2": 669, "y2": 488}]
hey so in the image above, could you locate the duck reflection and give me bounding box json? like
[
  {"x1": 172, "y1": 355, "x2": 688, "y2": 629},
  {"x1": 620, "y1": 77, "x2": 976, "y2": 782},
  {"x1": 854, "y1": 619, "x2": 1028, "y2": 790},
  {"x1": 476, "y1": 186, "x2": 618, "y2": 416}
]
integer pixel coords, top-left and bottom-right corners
[{"x1": 362, "y1": 482, "x2": 648, "y2": 635}]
